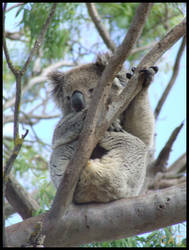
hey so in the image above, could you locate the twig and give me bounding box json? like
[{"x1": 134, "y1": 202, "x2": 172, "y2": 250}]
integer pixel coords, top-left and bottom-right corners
[
  {"x1": 154, "y1": 35, "x2": 186, "y2": 119},
  {"x1": 3, "y1": 3, "x2": 57, "y2": 142},
  {"x1": 150, "y1": 173, "x2": 186, "y2": 190},
  {"x1": 13, "y1": 74, "x2": 22, "y2": 141},
  {"x1": 153, "y1": 121, "x2": 184, "y2": 174},
  {"x1": 130, "y1": 42, "x2": 156, "y2": 55},
  {"x1": 6, "y1": 3, "x2": 25, "y2": 13},
  {"x1": 166, "y1": 153, "x2": 186, "y2": 174},
  {"x1": 3, "y1": 60, "x2": 75, "y2": 110},
  {"x1": 86, "y1": 3, "x2": 116, "y2": 52},
  {"x1": 21, "y1": 4, "x2": 57, "y2": 76},
  {"x1": 5, "y1": 30, "x2": 26, "y2": 42},
  {"x1": 4, "y1": 129, "x2": 29, "y2": 179},
  {"x1": 3, "y1": 3, "x2": 18, "y2": 76},
  {"x1": 44, "y1": 3, "x2": 154, "y2": 228}
]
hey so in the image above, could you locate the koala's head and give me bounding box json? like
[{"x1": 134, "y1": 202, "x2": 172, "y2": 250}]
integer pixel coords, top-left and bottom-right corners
[{"x1": 48, "y1": 53, "x2": 127, "y2": 116}]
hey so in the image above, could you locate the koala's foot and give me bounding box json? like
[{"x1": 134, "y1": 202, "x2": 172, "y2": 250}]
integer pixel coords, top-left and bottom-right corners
[
  {"x1": 108, "y1": 118, "x2": 124, "y2": 132},
  {"x1": 126, "y1": 66, "x2": 158, "y2": 88}
]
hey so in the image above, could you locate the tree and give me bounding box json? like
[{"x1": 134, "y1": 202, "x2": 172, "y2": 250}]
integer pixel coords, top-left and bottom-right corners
[{"x1": 3, "y1": 3, "x2": 186, "y2": 247}]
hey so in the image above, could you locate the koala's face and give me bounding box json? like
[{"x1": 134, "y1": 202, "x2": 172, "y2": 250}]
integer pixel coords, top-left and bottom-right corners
[
  {"x1": 63, "y1": 63, "x2": 103, "y2": 114},
  {"x1": 48, "y1": 54, "x2": 127, "y2": 116}
]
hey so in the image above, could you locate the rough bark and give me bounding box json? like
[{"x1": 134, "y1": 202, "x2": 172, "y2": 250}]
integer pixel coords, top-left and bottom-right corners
[{"x1": 6, "y1": 183, "x2": 186, "y2": 247}]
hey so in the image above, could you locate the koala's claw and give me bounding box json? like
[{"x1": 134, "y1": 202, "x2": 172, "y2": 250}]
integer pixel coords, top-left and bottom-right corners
[
  {"x1": 149, "y1": 66, "x2": 158, "y2": 73},
  {"x1": 109, "y1": 119, "x2": 124, "y2": 132},
  {"x1": 126, "y1": 66, "x2": 158, "y2": 80},
  {"x1": 126, "y1": 66, "x2": 158, "y2": 88},
  {"x1": 126, "y1": 73, "x2": 132, "y2": 79}
]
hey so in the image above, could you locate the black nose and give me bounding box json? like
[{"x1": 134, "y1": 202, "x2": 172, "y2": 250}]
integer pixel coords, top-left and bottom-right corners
[{"x1": 71, "y1": 91, "x2": 86, "y2": 112}]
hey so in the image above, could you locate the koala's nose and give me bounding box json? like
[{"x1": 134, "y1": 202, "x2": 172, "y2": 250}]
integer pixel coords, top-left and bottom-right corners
[{"x1": 71, "y1": 91, "x2": 86, "y2": 112}]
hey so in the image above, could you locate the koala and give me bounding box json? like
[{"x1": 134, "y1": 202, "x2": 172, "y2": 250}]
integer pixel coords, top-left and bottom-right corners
[{"x1": 48, "y1": 53, "x2": 158, "y2": 203}]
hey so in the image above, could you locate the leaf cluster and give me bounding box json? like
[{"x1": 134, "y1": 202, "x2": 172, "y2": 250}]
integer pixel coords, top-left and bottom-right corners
[
  {"x1": 83, "y1": 225, "x2": 186, "y2": 247},
  {"x1": 96, "y1": 3, "x2": 184, "y2": 61},
  {"x1": 19, "y1": 3, "x2": 80, "y2": 60}
]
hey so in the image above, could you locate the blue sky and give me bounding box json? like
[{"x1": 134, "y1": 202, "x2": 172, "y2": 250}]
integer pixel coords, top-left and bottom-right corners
[{"x1": 4, "y1": 3, "x2": 186, "y2": 239}]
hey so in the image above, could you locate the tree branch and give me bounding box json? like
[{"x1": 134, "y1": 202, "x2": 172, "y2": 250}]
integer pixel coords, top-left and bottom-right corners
[
  {"x1": 86, "y1": 3, "x2": 116, "y2": 52},
  {"x1": 166, "y1": 153, "x2": 186, "y2": 175},
  {"x1": 3, "y1": 60, "x2": 75, "y2": 110},
  {"x1": 152, "y1": 121, "x2": 184, "y2": 174},
  {"x1": 130, "y1": 41, "x2": 156, "y2": 55},
  {"x1": 44, "y1": 4, "x2": 154, "y2": 232},
  {"x1": 138, "y1": 17, "x2": 186, "y2": 68},
  {"x1": 5, "y1": 30, "x2": 26, "y2": 42},
  {"x1": 5, "y1": 3, "x2": 25, "y2": 13},
  {"x1": 105, "y1": 18, "x2": 186, "y2": 128},
  {"x1": 6, "y1": 183, "x2": 186, "y2": 247},
  {"x1": 21, "y1": 4, "x2": 57, "y2": 75},
  {"x1": 4, "y1": 129, "x2": 29, "y2": 179},
  {"x1": 3, "y1": 3, "x2": 57, "y2": 143},
  {"x1": 5, "y1": 175, "x2": 40, "y2": 219},
  {"x1": 154, "y1": 35, "x2": 186, "y2": 119}
]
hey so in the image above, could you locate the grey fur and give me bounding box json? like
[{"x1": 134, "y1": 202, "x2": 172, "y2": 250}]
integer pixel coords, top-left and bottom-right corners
[{"x1": 48, "y1": 53, "x2": 157, "y2": 203}]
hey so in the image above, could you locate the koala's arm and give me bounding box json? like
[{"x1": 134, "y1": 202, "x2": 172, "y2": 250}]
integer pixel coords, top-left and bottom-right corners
[
  {"x1": 74, "y1": 130, "x2": 147, "y2": 203},
  {"x1": 121, "y1": 66, "x2": 158, "y2": 148},
  {"x1": 49, "y1": 110, "x2": 86, "y2": 189},
  {"x1": 52, "y1": 110, "x2": 87, "y2": 148}
]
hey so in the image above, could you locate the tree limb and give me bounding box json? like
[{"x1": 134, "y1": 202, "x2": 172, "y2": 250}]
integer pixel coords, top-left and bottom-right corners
[
  {"x1": 138, "y1": 17, "x2": 186, "y2": 68},
  {"x1": 5, "y1": 30, "x2": 26, "y2": 42},
  {"x1": 5, "y1": 174, "x2": 40, "y2": 219},
  {"x1": 86, "y1": 3, "x2": 116, "y2": 52},
  {"x1": 154, "y1": 35, "x2": 186, "y2": 120},
  {"x1": 4, "y1": 129, "x2": 29, "y2": 179},
  {"x1": 105, "y1": 18, "x2": 186, "y2": 127},
  {"x1": 21, "y1": 4, "x2": 57, "y2": 75},
  {"x1": 3, "y1": 3, "x2": 57, "y2": 143},
  {"x1": 166, "y1": 153, "x2": 186, "y2": 175},
  {"x1": 3, "y1": 60, "x2": 75, "y2": 110},
  {"x1": 5, "y1": 3, "x2": 25, "y2": 13},
  {"x1": 131, "y1": 42, "x2": 156, "y2": 55},
  {"x1": 6, "y1": 183, "x2": 186, "y2": 247},
  {"x1": 152, "y1": 121, "x2": 184, "y2": 174},
  {"x1": 43, "y1": 4, "x2": 154, "y2": 232}
]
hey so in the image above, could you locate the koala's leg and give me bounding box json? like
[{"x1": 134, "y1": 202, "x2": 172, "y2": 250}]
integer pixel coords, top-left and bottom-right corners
[
  {"x1": 121, "y1": 67, "x2": 158, "y2": 148},
  {"x1": 74, "y1": 131, "x2": 147, "y2": 203}
]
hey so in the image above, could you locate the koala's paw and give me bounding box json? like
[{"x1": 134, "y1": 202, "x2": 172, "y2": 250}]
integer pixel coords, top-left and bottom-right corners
[
  {"x1": 126, "y1": 67, "x2": 136, "y2": 79},
  {"x1": 108, "y1": 119, "x2": 124, "y2": 132},
  {"x1": 126, "y1": 66, "x2": 158, "y2": 88}
]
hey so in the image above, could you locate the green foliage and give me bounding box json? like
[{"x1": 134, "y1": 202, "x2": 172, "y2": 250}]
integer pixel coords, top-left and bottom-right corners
[
  {"x1": 13, "y1": 144, "x2": 47, "y2": 177},
  {"x1": 96, "y1": 3, "x2": 184, "y2": 62},
  {"x1": 19, "y1": 3, "x2": 79, "y2": 60},
  {"x1": 33, "y1": 180, "x2": 56, "y2": 215},
  {"x1": 82, "y1": 225, "x2": 186, "y2": 247}
]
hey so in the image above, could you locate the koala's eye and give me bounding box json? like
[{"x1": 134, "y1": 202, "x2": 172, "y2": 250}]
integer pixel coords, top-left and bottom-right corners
[{"x1": 88, "y1": 88, "x2": 94, "y2": 94}]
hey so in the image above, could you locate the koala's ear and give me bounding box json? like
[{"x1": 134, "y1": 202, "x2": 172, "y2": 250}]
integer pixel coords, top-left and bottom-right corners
[
  {"x1": 48, "y1": 71, "x2": 64, "y2": 105},
  {"x1": 96, "y1": 52, "x2": 112, "y2": 71}
]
